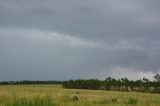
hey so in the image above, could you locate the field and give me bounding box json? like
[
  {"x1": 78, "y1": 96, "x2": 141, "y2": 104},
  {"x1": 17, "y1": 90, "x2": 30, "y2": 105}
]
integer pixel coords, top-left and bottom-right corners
[{"x1": 0, "y1": 84, "x2": 160, "y2": 106}]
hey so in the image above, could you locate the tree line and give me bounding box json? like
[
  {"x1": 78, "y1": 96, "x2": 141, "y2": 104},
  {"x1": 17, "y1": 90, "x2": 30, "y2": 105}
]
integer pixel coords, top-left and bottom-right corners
[
  {"x1": 0, "y1": 74, "x2": 160, "y2": 93},
  {"x1": 63, "y1": 73, "x2": 160, "y2": 93},
  {"x1": 0, "y1": 80, "x2": 63, "y2": 85}
]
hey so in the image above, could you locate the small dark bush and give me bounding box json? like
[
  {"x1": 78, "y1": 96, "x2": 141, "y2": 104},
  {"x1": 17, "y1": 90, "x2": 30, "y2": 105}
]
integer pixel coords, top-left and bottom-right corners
[
  {"x1": 72, "y1": 96, "x2": 78, "y2": 101},
  {"x1": 111, "y1": 98, "x2": 117, "y2": 103}
]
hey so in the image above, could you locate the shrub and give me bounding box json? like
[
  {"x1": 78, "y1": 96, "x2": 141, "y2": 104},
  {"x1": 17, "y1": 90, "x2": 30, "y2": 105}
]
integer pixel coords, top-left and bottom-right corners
[{"x1": 72, "y1": 96, "x2": 78, "y2": 101}]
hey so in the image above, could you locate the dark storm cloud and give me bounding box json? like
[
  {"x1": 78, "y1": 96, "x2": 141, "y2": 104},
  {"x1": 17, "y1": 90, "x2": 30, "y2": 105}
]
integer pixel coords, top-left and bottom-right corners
[{"x1": 0, "y1": 0, "x2": 160, "y2": 80}]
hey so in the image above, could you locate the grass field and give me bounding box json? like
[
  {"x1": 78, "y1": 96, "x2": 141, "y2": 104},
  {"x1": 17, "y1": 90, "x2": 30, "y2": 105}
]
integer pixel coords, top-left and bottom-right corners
[{"x1": 0, "y1": 84, "x2": 160, "y2": 106}]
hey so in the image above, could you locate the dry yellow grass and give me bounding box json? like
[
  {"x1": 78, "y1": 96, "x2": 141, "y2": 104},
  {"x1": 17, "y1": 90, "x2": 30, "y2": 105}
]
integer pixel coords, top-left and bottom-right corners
[{"x1": 0, "y1": 84, "x2": 160, "y2": 106}]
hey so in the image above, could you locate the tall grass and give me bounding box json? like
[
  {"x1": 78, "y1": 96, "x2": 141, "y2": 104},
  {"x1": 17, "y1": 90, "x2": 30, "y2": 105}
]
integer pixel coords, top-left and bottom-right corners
[{"x1": 7, "y1": 96, "x2": 57, "y2": 106}]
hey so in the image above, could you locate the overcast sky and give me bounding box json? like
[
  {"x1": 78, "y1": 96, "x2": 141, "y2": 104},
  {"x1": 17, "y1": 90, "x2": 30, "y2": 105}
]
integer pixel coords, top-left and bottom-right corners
[{"x1": 0, "y1": 0, "x2": 160, "y2": 81}]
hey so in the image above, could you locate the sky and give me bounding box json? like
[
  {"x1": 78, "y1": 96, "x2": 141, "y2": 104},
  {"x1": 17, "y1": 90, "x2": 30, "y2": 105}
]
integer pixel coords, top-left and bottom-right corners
[{"x1": 0, "y1": 0, "x2": 160, "y2": 81}]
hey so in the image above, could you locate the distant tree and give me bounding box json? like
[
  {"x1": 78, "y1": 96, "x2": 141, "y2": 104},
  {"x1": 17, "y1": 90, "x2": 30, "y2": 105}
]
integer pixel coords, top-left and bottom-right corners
[
  {"x1": 143, "y1": 77, "x2": 150, "y2": 92},
  {"x1": 121, "y1": 77, "x2": 129, "y2": 91},
  {"x1": 105, "y1": 77, "x2": 112, "y2": 90},
  {"x1": 129, "y1": 80, "x2": 135, "y2": 92},
  {"x1": 154, "y1": 73, "x2": 160, "y2": 93},
  {"x1": 135, "y1": 79, "x2": 143, "y2": 92},
  {"x1": 117, "y1": 79, "x2": 122, "y2": 91},
  {"x1": 154, "y1": 73, "x2": 160, "y2": 82}
]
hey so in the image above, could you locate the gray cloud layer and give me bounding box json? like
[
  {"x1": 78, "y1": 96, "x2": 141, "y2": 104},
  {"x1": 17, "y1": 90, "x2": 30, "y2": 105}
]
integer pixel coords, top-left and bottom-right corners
[{"x1": 0, "y1": 0, "x2": 160, "y2": 80}]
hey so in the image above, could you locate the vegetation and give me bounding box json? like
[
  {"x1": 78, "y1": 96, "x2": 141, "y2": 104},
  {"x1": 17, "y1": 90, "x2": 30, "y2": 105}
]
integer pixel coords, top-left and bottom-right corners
[
  {"x1": 0, "y1": 80, "x2": 63, "y2": 85},
  {"x1": 0, "y1": 74, "x2": 160, "y2": 105},
  {"x1": 0, "y1": 73, "x2": 160, "y2": 94},
  {"x1": 0, "y1": 84, "x2": 160, "y2": 106},
  {"x1": 7, "y1": 96, "x2": 57, "y2": 106},
  {"x1": 63, "y1": 73, "x2": 160, "y2": 93}
]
